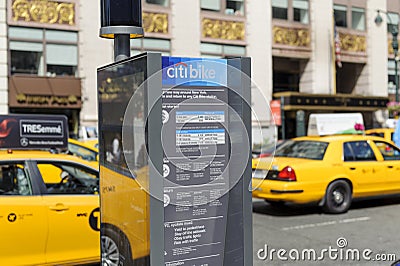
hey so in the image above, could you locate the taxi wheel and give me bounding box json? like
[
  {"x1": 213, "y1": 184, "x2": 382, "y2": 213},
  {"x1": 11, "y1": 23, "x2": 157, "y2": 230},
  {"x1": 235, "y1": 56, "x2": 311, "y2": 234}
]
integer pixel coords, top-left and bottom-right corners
[
  {"x1": 323, "y1": 180, "x2": 352, "y2": 214},
  {"x1": 101, "y1": 227, "x2": 133, "y2": 266}
]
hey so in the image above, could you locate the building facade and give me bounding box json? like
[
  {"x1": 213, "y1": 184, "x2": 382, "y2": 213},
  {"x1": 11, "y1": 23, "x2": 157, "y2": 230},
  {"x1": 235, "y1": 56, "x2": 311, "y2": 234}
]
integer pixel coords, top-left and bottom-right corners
[{"x1": 0, "y1": 0, "x2": 396, "y2": 140}]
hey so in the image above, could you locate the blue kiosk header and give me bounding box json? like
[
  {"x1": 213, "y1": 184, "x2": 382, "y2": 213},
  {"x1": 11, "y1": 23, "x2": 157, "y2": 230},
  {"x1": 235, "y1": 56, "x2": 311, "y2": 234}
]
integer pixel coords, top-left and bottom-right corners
[{"x1": 162, "y1": 57, "x2": 227, "y2": 87}]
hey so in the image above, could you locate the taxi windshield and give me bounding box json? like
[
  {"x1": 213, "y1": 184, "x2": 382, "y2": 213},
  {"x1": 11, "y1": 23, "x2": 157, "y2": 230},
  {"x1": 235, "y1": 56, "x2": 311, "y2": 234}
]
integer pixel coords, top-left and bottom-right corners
[
  {"x1": 68, "y1": 143, "x2": 98, "y2": 161},
  {"x1": 275, "y1": 140, "x2": 329, "y2": 160}
]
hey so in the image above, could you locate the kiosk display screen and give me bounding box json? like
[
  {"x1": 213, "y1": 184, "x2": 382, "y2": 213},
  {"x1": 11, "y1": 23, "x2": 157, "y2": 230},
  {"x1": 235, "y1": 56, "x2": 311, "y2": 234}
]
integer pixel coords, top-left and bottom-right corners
[{"x1": 98, "y1": 55, "x2": 150, "y2": 265}]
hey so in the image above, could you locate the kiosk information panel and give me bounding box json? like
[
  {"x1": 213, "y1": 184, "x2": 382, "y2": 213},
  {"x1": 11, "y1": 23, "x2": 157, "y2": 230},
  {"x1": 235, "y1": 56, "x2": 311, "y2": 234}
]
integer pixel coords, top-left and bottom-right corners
[{"x1": 162, "y1": 57, "x2": 247, "y2": 266}]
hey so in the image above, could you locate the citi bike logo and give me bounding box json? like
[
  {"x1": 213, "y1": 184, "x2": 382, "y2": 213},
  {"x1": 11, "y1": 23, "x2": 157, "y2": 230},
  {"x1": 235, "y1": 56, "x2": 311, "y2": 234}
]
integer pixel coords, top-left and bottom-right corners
[{"x1": 166, "y1": 62, "x2": 216, "y2": 80}]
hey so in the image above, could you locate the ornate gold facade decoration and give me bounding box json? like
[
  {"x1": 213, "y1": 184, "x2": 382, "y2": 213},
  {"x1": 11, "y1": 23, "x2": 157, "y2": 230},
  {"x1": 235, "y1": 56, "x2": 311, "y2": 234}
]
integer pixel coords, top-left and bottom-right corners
[
  {"x1": 202, "y1": 18, "x2": 245, "y2": 41},
  {"x1": 12, "y1": 0, "x2": 75, "y2": 25},
  {"x1": 273, "y1": 26, "x2": 310, "y2": 47},
  {"x1": 339, "y1": 33, "x2": 366, "y2": 53},
  {"x1": 143, "y1": 12, "x2": 168, "y2": 34}
]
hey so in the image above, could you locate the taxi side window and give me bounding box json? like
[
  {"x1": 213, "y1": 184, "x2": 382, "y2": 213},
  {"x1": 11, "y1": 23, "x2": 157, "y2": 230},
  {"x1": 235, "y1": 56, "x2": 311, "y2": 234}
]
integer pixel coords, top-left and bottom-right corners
[
  {"x1": 374, "y1": 141, "x2": 400, "y2": 160},
  {"x1": 343, "y1": 141, "x2": 376, "y2": 161},
  {"x1": 37, "y1": 162, "x2": 98, "y2": 195},
  {"x1": 343, "y1": 143, "x2": 354, "y2": 161},
  {"x1": 0, "y1": 163, "x2": 32, "y2": 196}
]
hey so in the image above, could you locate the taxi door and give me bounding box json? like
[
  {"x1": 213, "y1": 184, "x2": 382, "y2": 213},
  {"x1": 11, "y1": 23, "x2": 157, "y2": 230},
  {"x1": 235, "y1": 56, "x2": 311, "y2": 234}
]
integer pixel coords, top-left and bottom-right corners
[
  {"x1": 44, "y1": 195, "x2": 100, "y2": 263},
  {"x1": 343, "y1": 141, "x2": 386, "y2": 197},
  {"x1": 0, "y1": 161, "x2": 47, "y2": 265},
  {"x1": 35, "y1": 161, "x2": 100, "y2": 264},
  {"x1": 371, "y1": 140, "x2": 400, "y2": 193}
]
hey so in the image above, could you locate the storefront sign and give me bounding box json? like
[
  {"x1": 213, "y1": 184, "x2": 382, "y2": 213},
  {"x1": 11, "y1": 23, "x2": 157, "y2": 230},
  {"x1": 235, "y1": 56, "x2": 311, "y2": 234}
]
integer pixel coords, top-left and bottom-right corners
[
  {"x1": 0, "y1": 114, "x2": 68, "y2": 149},
  {"x1": 270, "y1": 100, "x2": 281, "y2": 126},
  {"x1": 16, "y1": 94, "x2": 78, "y2": 106}
]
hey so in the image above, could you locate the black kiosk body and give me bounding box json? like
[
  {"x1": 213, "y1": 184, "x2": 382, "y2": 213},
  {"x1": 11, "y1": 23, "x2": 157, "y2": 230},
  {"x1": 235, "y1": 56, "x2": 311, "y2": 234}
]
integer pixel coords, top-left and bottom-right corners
[{"x1": 98, "y1": 53, "x2": 252, "y2": 266}]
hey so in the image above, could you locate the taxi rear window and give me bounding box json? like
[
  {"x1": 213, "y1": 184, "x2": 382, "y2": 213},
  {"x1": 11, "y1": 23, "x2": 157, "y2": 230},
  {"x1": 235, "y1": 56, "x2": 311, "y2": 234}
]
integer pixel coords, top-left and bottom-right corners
[
  {"x1": 366, "y1": 132, "x2": 384, "y2": 138},
  {"x1": 275, "y1": 140, "x2": 328, "y2": 160}
]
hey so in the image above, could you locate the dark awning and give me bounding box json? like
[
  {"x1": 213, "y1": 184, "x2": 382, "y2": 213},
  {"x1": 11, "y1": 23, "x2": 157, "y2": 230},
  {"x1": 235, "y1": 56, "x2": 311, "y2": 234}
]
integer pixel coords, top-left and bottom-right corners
[
  {"x1": 9, "y1": 75, "x2": 82, "y2": 109},
  {"x1": 274, "y1": 92, "x2": 388, "y2": 112},
  {"x1": 10, "y1": 75, "x2": 52, "y2": 95}
]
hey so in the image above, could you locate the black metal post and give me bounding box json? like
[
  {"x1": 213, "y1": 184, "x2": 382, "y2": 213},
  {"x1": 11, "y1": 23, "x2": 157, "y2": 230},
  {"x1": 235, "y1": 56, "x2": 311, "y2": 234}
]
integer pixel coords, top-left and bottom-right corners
[
  {"x1": 280, "y1": 95, "x2": 285, "y2": 140},
  {"x1": 114, "y1": 34, "x2": 131, "y2": 62},
  {"x1": 392, "y1": 30, "x2": 399, "y2": 102}
]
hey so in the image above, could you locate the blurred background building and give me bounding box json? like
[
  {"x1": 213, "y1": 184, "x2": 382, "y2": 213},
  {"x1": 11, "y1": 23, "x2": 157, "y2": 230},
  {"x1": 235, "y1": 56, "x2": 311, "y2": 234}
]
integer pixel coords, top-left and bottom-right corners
[{"x1": 0, "y1": 0, "x2": 397, "y2": 140}]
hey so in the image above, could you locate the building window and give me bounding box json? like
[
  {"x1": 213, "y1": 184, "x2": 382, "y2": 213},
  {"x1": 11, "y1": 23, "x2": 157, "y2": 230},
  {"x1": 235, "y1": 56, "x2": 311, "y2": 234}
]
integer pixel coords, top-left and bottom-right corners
[
  {"x1": 388, "y1": 59, "x2": 396, "y2": 95},
  {"x1": 10, "y1": 43, "x2": 44, "y2": 75},
  {"x1": 293, "y1": 0, "x2": 308, "y2": 24},
  {"x1": 273, "y1": 72, "x2": 300, "y2": 93},
  {"x1": 334, "y1": 4, "x2": 347, "y2": 27},
  {"x1": 201, "y1": 0, "x2": 244, "y2": 16},
  {"x1": 131, "y1": 38, "x2": 171, "y2": 56},
  {"x1": 351, "y1": 7, "x2": 365, "y2": 31},
  {"x1": 387, "y1": 12, "x2": 399, "y2": 34},
  {"x1": 272, "y1": 0, "x2": 288, "y2": 20},
  {"x1": 146, "y1": 0, "x2": 168, "y2": 7},
  {"x1": 200, "y1": 42, "x2": 246, "y2": 58},
  {"x1": 272, "y1": 0, "x2": 309, "y2": 24},
  {"x1": 226, "y1": 0, "x2": 244, "y2": 15},
  {"x1": 334, "y1": 4, "x2": 366, "y2": 31},
  {"x1": 46, "y1": 44, "x2": 78, "y2": 76},
  {"x1": 201, "y1": 0, "x2": 221, "y2": 11},
  {"x1": 9, "y1": 27, "x2": 78, "y2": 77}
]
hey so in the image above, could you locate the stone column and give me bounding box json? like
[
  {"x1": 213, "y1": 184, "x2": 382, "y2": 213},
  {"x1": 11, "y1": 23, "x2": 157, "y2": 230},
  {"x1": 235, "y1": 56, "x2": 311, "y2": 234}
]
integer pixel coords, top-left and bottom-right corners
[
  {"x1": 78, "y1": 0, "x2": 114, "y2": 125},
  {"x1": 0, "y1": 0, "x2": 8, "y2": 114},
  {"x1": 170, "y1": 0, "x2": 200, "y2": 57},
  {"x1": 300, "y1": 0, "x2": 334, "y2": 94},
  {"x1": 364, "y1": 0, "x2": 388, "y2": 97},
  {"x1": 246, "y1": 0, "x2": 272, "y2": 126}
]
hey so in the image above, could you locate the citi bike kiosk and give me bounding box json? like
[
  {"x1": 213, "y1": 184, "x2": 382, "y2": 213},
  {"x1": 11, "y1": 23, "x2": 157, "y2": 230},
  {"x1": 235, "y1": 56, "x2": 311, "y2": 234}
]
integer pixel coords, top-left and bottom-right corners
[{"x1": 98, "y1": 53, "x2": 252, "y2": 266}]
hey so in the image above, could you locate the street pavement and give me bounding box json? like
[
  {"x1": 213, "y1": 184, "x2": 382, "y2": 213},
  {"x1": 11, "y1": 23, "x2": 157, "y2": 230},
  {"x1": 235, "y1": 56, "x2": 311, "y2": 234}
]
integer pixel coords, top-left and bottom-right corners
[{"x1": 252, "y1": 197, "x2": 400, "y2": 266}]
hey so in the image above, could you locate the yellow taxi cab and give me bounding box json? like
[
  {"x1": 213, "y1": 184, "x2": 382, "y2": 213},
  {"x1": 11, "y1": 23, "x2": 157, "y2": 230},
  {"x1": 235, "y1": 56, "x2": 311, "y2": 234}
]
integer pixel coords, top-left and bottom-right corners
[
  {"x1": 68, "y1": 138, "x2": 99, "y2": 168},
  {"x1": 365, "y1": 128, "x2": 394, "y2": 143},
  {"x1": 0, "y1": 149, "x2": 100, "y2": 265},
  {"x1": 252, "y1": 135, "x2": 400, "y2": 213},
  {"x1": 100, "y1": 164, "x2": 150, "y2": 265},
  {"x1": 81, "y1": 139, "x2": 98, "y2": 149}
]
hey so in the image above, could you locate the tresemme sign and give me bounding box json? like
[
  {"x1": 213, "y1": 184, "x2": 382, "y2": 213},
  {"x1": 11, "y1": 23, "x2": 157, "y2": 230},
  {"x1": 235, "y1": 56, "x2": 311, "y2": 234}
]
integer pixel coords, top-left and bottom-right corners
[{"x1": 0, "y1": 114, "x2": 68, "y2": 149}]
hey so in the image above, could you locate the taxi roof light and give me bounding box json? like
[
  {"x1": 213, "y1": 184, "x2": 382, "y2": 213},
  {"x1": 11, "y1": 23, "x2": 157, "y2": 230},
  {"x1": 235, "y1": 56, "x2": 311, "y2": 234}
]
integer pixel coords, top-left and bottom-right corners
[
  {"x1": 278, "y1": 166, "x2": 296, "y2": 181},
  {"x1": 307, "y1": 113, "x2": 364, "y2": 137}
]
